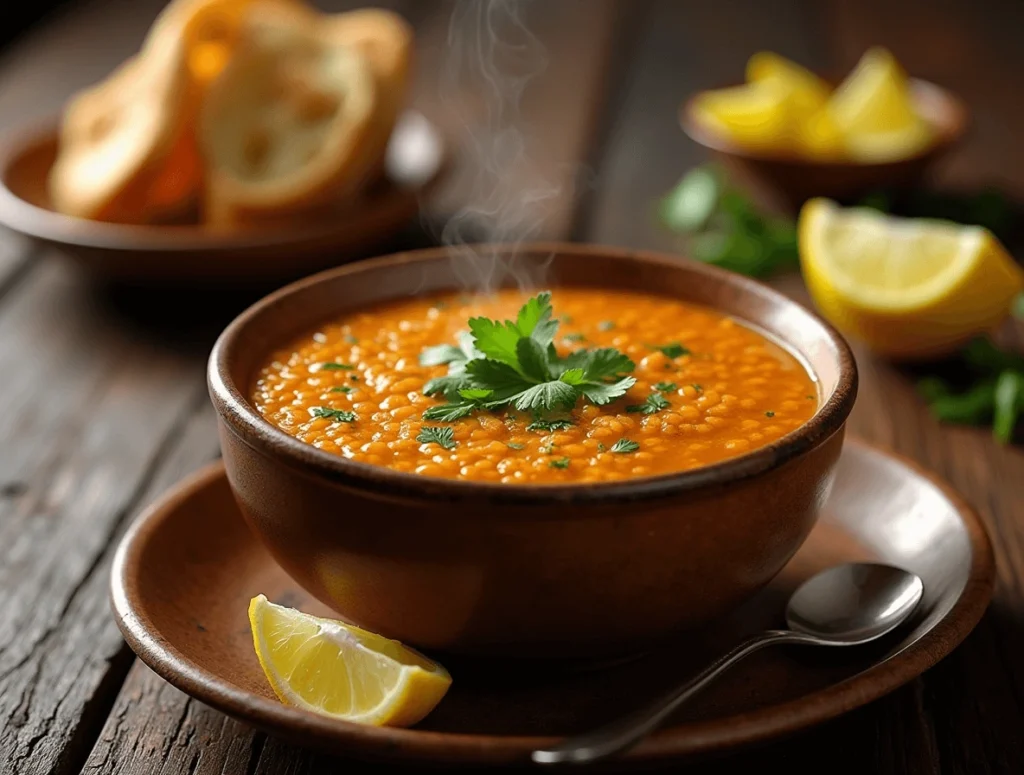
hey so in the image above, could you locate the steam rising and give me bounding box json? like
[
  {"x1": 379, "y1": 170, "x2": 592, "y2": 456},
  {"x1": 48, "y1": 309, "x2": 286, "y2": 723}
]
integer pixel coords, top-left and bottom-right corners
[{"x1": 440, "y1": 0, "x2": 559, "y2": 292}]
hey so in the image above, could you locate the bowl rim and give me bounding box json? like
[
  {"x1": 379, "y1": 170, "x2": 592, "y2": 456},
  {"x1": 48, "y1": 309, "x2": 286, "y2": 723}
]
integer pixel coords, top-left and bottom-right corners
[
  {"x1": 208, "y1": 242, "x2": 858, "y2": 507},
  {"x1": 680, "y1": 77, "x2": 969, "y2": 166},
  {"x1": 0, "y1": 113, "x2": 449, "y2": 252}
]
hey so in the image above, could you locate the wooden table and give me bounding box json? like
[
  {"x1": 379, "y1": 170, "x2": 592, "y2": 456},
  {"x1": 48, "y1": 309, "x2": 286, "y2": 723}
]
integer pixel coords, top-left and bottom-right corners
[{"x1": 2, "y1": 1, "x2": 1023, "y2": 772}]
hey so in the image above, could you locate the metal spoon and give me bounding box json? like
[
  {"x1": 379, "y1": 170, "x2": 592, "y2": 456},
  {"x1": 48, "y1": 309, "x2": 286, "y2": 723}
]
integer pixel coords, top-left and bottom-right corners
[{"x1": 531, "y1": 562, "x2": 924, "y2": 766}]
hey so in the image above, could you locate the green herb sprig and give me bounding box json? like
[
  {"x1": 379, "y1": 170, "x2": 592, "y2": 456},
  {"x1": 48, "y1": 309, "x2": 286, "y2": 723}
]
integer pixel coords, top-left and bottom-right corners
[
  {"x1": 310, "y1": 407, "x2": 356, "y2": 422},
  {"x1": 419, "y1": 293, "x2": 636, "y2": 422},
  {"x1": 917, "y1": 337, "x2": 1024, "y2": 443},
  {"x1": 659, "y1": 164, "x2": 799, "y2": 278},
  {"x1": 416, "y1": 426, "x2": 456, "y2": 450}
]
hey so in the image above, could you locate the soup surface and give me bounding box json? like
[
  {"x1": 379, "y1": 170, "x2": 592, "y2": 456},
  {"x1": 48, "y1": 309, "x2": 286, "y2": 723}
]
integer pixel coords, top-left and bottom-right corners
[{"x1": 253, "y1": 288, "x2": 819, "y2": 483}]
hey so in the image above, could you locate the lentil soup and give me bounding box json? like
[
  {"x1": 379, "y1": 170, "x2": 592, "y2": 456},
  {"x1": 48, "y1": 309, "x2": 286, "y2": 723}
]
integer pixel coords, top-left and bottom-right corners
[{"x1": 253, "y1": 288, "x2": 819, "y2": 483}]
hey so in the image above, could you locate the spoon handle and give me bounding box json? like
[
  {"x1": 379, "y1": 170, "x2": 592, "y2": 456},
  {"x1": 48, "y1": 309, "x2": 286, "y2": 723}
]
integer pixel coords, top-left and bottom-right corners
[{"x1": 531, "y1": 629, "x2": 819, "y2": 766}]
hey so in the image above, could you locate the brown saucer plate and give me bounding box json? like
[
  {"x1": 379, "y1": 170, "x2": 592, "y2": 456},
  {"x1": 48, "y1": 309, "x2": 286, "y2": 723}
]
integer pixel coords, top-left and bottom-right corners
[
  {"x1": 0, "y1": 111, "x2": 448, "y2": 286},
  {"x1": 110, "y1": 437, "x2": 993, "y2": 768}
]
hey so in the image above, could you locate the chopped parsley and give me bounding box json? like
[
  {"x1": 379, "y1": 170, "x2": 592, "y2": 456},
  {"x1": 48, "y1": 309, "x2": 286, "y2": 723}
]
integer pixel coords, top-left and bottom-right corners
[
  {"x1": 330, "y1": 386, "x2": 352, "y2": 394},
  {"x1": 558, "y1": 314, "x2": 573, "y2": 324},
  {"x1": 344, "y1": 334, "x2": 358, "y2": 344},
  {"x1": 692, "y1": 384, "x2": 703, "y2": 392},
  {"x1": 310, "y1": 407, "x2": 356, "y2": 422},
  {"x1": 598, "y1": 321, "x2": 615, "y2": 331},
  {"x1": 507, "y1": 441, "x2": 525, "y2": 450},
  {"x1": 540, "y1": 443, "x2": 556, "y2": 454},
  {"x1": 419, "y1": 292, "x2": 636, "y2": 422},
  {"x1": 563, "y1": 333, "x2": 586, "y2": 343},
  {"x1": 597, "y1": 442, "x2": 607, "y2": 452},
  {"x1": 527, "y1": 418, "x2": 575, "y2": 433},
  {"x1": 321, "y1": 362, "x2": 354, "y2": 371},
  {"x1": 416, "y1": 426, "x2": 456, "y2": 450},
  {"x1": 627, "y1": 393, "x2": 671, "y2": 415},
  {"x1": 611, "y1": 439, "x2": 640, "y2": 454},
  {"x1": 765, "y1": 411, "x2": 775, "y2": 417},
  {"x1": 549, "y1": 457, "x2": 571, "y2": 469},
  {"x1": 654, "y1": 381, "x2": 677, "y2": 392},
  {"x1": 648, "y1": 342, "x2": 690, "y2": 359}
]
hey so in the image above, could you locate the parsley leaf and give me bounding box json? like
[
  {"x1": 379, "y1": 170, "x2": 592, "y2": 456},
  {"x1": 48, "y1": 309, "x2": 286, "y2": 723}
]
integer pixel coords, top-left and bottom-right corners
[
  {"x1": 527, "y1": 418, "x2": 575, "y2": 432},
  {"x1": 321, "y1": 362, "x2": 354, "y2": 371},
  {"x1": 765, "y1": 411, "x2": 775, "y2": 417},
  {"x1": 422, "y1": 403, "x2": 476, "y2": 422},
  {"x1": 416, "y1": 426, "x2": 456, "y2": 450},
  {"x1": 419, "y1": 344, "x2": 465, "y2": 367},
  {"x1": 598, "y1": 321, "x2": 615, "y2": 331},
  {"x1": 627, "y1": 393, "x2": 670, "y2": 415},
  {"x1": 611, "y1": 439, "x2": 640, "y2": 453},
  {"x1": 310, "y1": 407, "x2": 357, "y2": 422},
  {"x1": 649, "y1": 342, "x2": 690, "y2": 359},
  {"x1": 549, "y1": 457, "x2": 571, "y2": 469},
  {"x1": 330, "y1": 386, "x2": 352, "y2": 394},
  {"x1": 418, "y1": 293, "x2": 636, "y2": 421},
  {"x1": 507, "y1": 441, "x2": 525, "y2": 450},
  {"x1": 563, "y1": 333, "x2": 586, "y2": 343},
  {"x1": 654, "y1": 382, "x2": 677, "y2": 392}
]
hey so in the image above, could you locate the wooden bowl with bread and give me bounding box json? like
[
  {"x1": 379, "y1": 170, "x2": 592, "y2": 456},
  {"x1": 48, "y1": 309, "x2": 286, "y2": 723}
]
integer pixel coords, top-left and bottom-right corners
[{"x1": 0, "y1": 0, "x2": 447, "y2": 286}]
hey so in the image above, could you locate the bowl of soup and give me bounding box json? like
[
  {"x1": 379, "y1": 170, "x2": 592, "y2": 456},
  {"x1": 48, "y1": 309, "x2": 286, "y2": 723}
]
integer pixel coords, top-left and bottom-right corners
[{"x1": 208, "y1": 243, "x2": 857, "y2": 658}]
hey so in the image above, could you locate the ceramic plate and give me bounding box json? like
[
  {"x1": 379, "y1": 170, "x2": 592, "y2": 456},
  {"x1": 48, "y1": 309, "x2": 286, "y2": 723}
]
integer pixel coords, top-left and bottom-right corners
[
  {"x1": 109, "y1": 437, "x2": 993, "y2": 768},
  {"x1": 0, "y1": 111, "x2": 447, "y2": 285}
]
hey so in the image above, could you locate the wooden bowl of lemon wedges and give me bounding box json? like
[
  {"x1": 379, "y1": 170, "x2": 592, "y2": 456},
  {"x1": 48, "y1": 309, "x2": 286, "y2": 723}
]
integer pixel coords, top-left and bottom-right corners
[{"x1": 681, "y1": 48, "x2": 968, "y2": 208}]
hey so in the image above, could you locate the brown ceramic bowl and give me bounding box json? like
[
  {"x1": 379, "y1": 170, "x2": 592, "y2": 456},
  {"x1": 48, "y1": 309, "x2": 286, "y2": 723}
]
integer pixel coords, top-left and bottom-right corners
[
  {"x1": 208, "y1": 243, "x2": 857, "y2": 659},
  {"x1": 681, "y1": 79, "x2": 968, "y2": 209},
  {"x1": 0, "y1": 112, "x2": 447, "y2": 286}
]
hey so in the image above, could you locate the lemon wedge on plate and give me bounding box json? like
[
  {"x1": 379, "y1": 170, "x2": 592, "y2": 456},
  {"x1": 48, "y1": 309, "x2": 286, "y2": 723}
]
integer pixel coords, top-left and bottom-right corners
[
  {"x1": 248, "y1": 594, "x2": 451, "y2": 726},
  {"x1": 799, "y1": 198, "x2": 1024, "y2": 359},
  {"x1": 827, "y1": 47, "x2": 934, "y2": 162}
]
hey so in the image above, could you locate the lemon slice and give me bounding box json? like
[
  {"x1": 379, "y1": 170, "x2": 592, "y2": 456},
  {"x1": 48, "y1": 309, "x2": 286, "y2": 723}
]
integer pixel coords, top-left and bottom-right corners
[
  {"x1": 827, "y1": 47, "x2": 933, "y2": 162},
  {"x1": 691, "y1": 79, "x2": 797, "y2": 153},
  {"x1": 799, "y1": 198, "x2": 1024, "y2": 359},
  {"x1": 248, "y1": 595, "x2": 451, "y2": 726}
]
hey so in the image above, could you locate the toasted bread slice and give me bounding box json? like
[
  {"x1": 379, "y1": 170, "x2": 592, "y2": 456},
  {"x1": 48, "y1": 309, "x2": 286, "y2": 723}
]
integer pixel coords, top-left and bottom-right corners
[
  {"x1": 200, "y1": 1, "x2": 380, "y2": 225},
  {"x1": 328, "y1": 9, "x2": 413, "y2": 184},
  {"x1": 48, "y1": 31, "x2": 194, "y2": 223}
]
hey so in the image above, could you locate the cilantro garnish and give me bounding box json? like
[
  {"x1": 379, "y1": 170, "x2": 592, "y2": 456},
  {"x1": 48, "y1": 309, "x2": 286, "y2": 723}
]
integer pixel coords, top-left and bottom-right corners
[
  {"x1": 563, "y1": 333, "x2": 586, "y2": 343},
  {"x1": 627, "y1": 393, "x2": 671, "y2": 415},
  {"x1": 765, "y1": 411, "x2": 775, "y2": 417},
  {"x1": 321, "y1": 362, "x2": 354, "y2": 371},
  {"x1": 416, "y1": 426, "x2": 456, "y2": 450},
  {"x1": 611, "y1": 439, "x2": 640, "y2": 453},
  {"x1": 598, "y1": 321, "x2": 615, "y2": 331},
  {"x1": 549, "y1": 457, "x2": 571, "y2": 469},
  {"x1": 527, "y1": 418, "x2": 575, "y2": 433},
  {"x1": 330, "y1": 386, "x2": 352, "y2": 394},
  {"x1": 654, "y1": 382, "x2": 677, "y2": 392},
  {"x1": 597, "y1": 442, "x2": 607, "y2": 452},
  {"x1": 692, "y1": 384, "x2": 703, "y2": 392},
  {"x1": 507, "y1": 442, "x2": 525, "y2": 450},
  {"x1": 310, "y1": 407, "x2": 356, "y2": 422},
  {"x1": 419, "y1": 292, "x2": 636, "y2": 422},
  {"x1": 649, "y1": 342, "x2": 690, "y2": 359}
]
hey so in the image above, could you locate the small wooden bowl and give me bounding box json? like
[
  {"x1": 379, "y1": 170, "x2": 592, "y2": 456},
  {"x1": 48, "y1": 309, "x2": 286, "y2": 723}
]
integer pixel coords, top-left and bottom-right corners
[
  {"x1": 0, "y1": 111, "x2": 448, "y2": 286},
  {"x1": 680, "y1": 79, "x2": 968, "y2": 210},
  {"x1": 208, "y1": 243, "x2": 858, "y2": 660}
]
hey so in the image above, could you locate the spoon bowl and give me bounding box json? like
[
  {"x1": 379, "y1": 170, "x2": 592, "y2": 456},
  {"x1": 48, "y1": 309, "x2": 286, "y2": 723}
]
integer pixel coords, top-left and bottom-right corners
[{"x1": 786, "y1": 562, "x2": 925, "y2": 643}]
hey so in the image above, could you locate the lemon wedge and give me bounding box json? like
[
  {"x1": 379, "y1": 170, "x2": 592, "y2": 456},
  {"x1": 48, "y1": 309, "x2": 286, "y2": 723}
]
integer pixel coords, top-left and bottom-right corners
[
  {"x1": 691, "y1": 79, "x2": 797, "y2": 153},
  {"x1": 799, "y1": 198, "x2": 1024, "y2": 359},
  {"x1": 746, "y1": 51, "x2": 830, "y2": 118},
  {"x1": 827, "y1": 47, "x2": 934, "y2": 162},
  {"x1": 248, "y1": 595, "x2": 451, "y2": 726}
]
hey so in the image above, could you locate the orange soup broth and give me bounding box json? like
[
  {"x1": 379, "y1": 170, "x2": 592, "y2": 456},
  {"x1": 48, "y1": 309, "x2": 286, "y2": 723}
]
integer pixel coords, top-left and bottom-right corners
[{"x1": 253, "y1": 288, "x2": 819, "y2": 484}]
